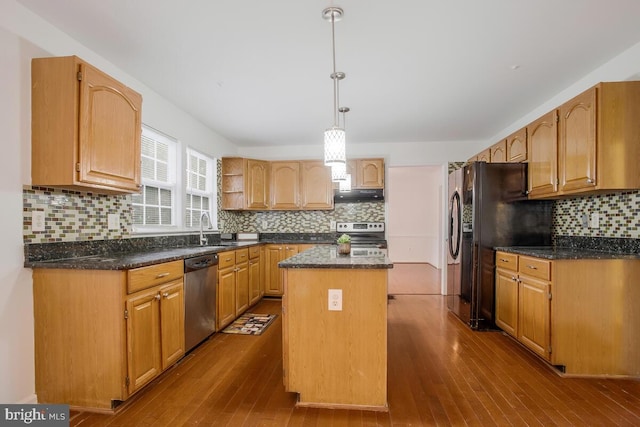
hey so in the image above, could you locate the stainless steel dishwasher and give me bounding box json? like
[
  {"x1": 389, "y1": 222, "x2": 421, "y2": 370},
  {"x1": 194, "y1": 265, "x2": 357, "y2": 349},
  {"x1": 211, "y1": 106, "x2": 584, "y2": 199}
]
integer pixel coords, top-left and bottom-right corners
[{"x1": 184, "y1": 254, "x2": 218, "y2": 352}]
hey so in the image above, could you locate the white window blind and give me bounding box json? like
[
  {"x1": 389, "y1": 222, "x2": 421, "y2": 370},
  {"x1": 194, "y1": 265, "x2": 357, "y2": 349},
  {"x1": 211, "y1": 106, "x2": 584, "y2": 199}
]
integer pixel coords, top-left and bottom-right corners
[
  {"x1": 132, "y1": 126, "x2": 177, "y2": 227},
  {"x1": 185, "y1": 148, "x2": 216, "y2": 228}
]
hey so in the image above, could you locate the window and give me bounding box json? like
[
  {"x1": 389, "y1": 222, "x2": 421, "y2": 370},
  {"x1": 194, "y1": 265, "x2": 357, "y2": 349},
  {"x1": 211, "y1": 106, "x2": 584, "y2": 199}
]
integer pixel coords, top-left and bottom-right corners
[
  {"x1": 132, "y1": 125, "x2": 218, "y2": 233},
  {"x1": 185, "y1": 148, "x2": 216, "y2": 229},
  {"x1": 132, "y1": 126, "x2": 178, "y2": 229}
]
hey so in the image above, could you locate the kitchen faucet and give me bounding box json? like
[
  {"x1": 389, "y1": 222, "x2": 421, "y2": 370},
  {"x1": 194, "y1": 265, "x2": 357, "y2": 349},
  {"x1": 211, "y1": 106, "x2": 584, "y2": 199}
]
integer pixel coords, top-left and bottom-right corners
[{"x1": 199, "y1": 212, "x2": 212, "y2": 246}]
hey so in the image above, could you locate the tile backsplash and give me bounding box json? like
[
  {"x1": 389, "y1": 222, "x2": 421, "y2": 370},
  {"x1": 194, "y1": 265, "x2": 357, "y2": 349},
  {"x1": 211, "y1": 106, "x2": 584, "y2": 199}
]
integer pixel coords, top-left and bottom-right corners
[
  {"x1": 553, "y1": 190, "x2": 640, "y2": 239},
  {"x1": 23, "y1": 186, "x2": 131, "y2": 244},
  {"x1": 22, "y1": 183, "x2": 640, "y2": 244}
]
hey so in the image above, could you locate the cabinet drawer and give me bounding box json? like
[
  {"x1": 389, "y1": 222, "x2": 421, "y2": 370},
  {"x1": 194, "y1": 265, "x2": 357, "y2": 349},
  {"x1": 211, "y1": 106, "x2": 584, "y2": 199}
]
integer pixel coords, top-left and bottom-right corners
[
  {"x1": 496, "y1": 252, "x2": 518, "y2": 271},
  {"x1": 235, "y1": 248, "x2": 249, "y2": 264},
  {"x1": 127, "y1": 260, "x2": 183, "y2": 294},
  {"x1": 249, "y1": 246, "x2": 261, "y2": 259},
  {"x1": 218, "y1": 251, "x2": 236, "y2": 269},
  {"x1": 518, "y1": 256, "x2": 551, "y2": 281}
]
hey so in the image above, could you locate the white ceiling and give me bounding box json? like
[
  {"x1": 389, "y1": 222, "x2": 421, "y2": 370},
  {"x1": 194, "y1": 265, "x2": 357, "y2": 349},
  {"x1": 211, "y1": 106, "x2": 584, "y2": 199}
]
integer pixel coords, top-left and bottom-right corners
[{"x1": 17, "y1": 0, "x2": 640, "y2": 148}]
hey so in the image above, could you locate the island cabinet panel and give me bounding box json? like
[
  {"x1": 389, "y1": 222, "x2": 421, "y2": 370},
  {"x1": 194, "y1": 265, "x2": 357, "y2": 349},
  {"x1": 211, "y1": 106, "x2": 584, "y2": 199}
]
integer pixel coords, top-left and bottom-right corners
[
  {"x1": 32, "y1": 56, "x2": 142, "y2": 194},
  {"x1": 282, "y1": 268, "x2": 388, "y2": 409}
]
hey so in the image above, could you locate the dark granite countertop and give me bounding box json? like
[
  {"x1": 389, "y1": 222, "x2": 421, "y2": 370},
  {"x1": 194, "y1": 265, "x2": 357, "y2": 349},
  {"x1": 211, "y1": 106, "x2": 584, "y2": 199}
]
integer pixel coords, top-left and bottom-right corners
[
  {"x1": 24, "y1": 241, "x2": 263, "y2": 270},
  {"x1": 494, "y1": 246, "x2": 640, "y2": 260},
  {"x1": 278, "y1": 245, "x2": 393, "y2": 269}
]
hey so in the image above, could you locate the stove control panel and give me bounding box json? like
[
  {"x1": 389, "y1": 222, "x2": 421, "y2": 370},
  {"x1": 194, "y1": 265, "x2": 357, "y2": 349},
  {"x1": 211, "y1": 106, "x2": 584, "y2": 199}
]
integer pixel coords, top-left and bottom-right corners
[{"x1": 336, "y1": 222, "x2": 385, "y2": 232}]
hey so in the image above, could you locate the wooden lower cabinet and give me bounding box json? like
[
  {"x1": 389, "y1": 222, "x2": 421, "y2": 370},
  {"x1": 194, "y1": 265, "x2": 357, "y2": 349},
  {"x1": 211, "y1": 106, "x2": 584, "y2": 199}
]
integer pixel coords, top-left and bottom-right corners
[
  {"x1": 264, "y1": 244, "x2": 316, "y2": 296},
  {"x1": 217, "y1": 247, "x2": 258, "y2": 330},
  {"x1": 518, "y1": 276, "x2": 551, "y2": 360},
  {"x1": 235, "y1": 259, "x2": 249, "y2": 316},
  {"x1": 495, "y1": 253, "x2": 551, "y2": 360},
  {"x1": 33, "y1": 260, "x2": 184, "y2": 410},
  {"x1": 495, "y1": 267, "x2": 518, "y2": 337},
  {"x1": 217, "y1": 264, "x2": 236, "y2": 330},
  {"x1": 496, "y1": 251, "x2": 640, "y2": 377},
  {"x1": 248, "y1": 252, "x2": 261, "y2": 306},
  {"x1": 126, "y1": 280, "x2": 184, "y2": 394}
]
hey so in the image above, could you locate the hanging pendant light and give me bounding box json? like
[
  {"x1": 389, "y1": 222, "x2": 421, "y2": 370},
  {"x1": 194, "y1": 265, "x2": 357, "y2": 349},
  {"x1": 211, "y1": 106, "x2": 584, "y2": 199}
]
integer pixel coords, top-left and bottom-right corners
[
  {"x1": 323, "y1": 7, "x2": 347, "y2": 167},
  {"x1": 339, "y1": 173, "x2": 352, "y2": 192},
  {"x1": 331, "y1": 161, "x2": 347, "y2": 181}
]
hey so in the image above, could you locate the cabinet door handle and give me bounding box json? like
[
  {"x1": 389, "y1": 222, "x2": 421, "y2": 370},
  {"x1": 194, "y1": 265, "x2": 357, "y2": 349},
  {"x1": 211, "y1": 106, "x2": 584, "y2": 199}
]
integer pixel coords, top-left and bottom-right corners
[
  {"x1": 526, "y1": 265, "x2": 538, "y2": 270},
  {"x1": 162, "y1": 292, "x2": 169, "y2": 298},
  {"x1": 154, "y1": 294, "x2": 161, "y2": 301},
  {"x1": 586, "y1": 178, "x2": 594, "y2": 184},
  {"x1": 511, "y1": 276, "x2": 517, "y2": 281},
  {"x1": 155, "y1": 272, "x2": 170, "y2": 279},
  {"x1": 499, "y1": 258, "x2": 509, "y2": 262}
]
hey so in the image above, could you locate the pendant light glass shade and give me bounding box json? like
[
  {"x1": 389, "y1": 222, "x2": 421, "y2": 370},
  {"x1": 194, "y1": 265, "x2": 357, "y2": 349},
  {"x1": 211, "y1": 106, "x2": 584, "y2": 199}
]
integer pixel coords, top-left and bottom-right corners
[
  {"x1": 331, "y1": 161, "x2": 347, "y2": 181},
  {"x1": 324, "y1": 127, "x2": 346, "y2": 166},
  {"x1": 339, "y1": 174, "x2": 352, "y2": 192}
]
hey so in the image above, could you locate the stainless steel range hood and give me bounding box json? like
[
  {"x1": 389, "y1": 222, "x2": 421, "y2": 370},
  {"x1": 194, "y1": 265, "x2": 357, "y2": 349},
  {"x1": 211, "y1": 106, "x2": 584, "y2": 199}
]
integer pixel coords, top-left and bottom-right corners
[{"x1": 333, "y1": 188, "x2": 384, "y2": 203}]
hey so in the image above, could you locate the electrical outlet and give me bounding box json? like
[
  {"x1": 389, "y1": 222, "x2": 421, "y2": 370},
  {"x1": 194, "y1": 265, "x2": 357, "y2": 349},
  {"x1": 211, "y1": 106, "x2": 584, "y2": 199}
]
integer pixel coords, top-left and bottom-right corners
[
  {"x1": 32, "y1": 211, "x2": 46, "y2": 232},
  {"x1": 328, "y1": 289, "x2": 342, "y2": 311},
  {"x1": 107, "y1": 213, "x2": 120, "y2": 230},
  {"x1": 580, "y1": 213, "x2": 589, "y2": 229},
  {"x1": 590, "y1": 212, "x2": 600, "y2": 229},
  {"x1": 330, "y1": 220, "x2": 337, "y2": 231}
]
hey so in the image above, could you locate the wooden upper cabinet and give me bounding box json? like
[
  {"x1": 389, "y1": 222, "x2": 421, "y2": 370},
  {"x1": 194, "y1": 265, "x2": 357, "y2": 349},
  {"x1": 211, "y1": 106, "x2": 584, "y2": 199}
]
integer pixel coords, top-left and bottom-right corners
[
  {"x1": 356, "y1": 159, "x2": 385, "y2": 189},
  {"x1": 490, "y1": 140, "x2": 507, "y2": 162},
  {"x1": 558, "y1": 87, "x2": 597, "y2": 193},
  {"x1": 245, "y1": 159, "x2": 270, "y2": 209},
  {"x1": 270, "y1": 161, "x2": 300, "y2": 210},
  {"x1": 221, "y1": 158, "x2": 269, "y2": 210},
  {"x1": 506, "y1": 127, "x2": 527, "y2": 162},
  {"x1": 476, "y1": 148, "x2": 491, "y2": 163},
  {"x1": 300, "y1": 161, "x2": 333, "y2": 209},
  {"x1": 527, "y1": 110, "x2": 558, "y2": 198},
  {"x1": 32, "y1": 56, "x2": 142, "y2": 194}
]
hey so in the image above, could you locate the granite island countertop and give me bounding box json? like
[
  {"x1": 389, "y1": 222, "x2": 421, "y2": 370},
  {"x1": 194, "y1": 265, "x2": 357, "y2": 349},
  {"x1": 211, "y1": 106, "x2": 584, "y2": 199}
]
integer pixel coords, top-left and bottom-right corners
[
  {"x1": 495, "y1": 246, "x2": 640, "y2": 260},
  {"x1": 278, "y1": 245, "x2": 393, "y2": 269}
]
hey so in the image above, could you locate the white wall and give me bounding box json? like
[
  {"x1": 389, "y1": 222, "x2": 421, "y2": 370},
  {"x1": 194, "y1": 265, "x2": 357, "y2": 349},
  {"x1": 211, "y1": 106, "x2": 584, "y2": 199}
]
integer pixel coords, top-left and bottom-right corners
[
  {"x1": 0, "y1": 0, "x2": 237, "y2": 404},
  {"x1": 387, "y1": 166, "x2": 443, "y2": 266}
]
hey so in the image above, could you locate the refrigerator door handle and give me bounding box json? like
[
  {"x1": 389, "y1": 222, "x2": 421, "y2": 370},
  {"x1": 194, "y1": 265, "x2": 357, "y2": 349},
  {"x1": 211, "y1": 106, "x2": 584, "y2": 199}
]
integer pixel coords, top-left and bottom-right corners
[{"x1": 448, "y1": 191, "x2": 461, "y2": 259}]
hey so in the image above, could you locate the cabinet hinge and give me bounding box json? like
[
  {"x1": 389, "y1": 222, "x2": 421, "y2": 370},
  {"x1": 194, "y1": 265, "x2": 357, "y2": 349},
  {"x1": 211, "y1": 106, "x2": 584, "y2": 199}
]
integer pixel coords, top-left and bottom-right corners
[
  {"x1": 76, "y1": 162, "x2": 81, "y2": 172},
  {"x1": 554, "y1": 111, "x2": 559, "y2": 123},
  {"x1": 547, "y1": 292, "x2": 552, "y2": 300},
  {"x1": 77, "y1": 71, "x2": 82, "y2": 81},
  {"x1": 548, "y1": 345, "x2": 552, "y2": 354},
  {"x1": 124, "y1": 309, "x2": 129, "y2": 319},
  {"x1": 125, "y1": 376, "x2": 130, "y2": 386}
]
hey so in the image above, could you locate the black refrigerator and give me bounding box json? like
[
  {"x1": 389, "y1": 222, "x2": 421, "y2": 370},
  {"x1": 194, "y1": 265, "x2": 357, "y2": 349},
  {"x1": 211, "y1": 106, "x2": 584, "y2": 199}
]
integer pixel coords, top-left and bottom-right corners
[{"x1": 446, "y1": 162, "x2": 553, "y2": 330}]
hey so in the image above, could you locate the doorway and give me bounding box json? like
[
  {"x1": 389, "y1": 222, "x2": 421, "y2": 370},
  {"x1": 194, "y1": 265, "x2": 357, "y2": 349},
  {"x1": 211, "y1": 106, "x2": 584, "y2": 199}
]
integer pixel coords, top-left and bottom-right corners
[{"x1": 387, "y1": 165, "x2": 444, "y2": 295}]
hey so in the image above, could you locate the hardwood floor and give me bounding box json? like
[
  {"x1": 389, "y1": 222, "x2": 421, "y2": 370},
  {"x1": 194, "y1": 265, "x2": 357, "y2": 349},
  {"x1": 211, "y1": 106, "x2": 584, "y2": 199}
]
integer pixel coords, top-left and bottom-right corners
[
  {"x1": 70, "y1": 296, "x2": 640, "y2": 426},
  {"x1": 388, "y1": 263, "x2": 441, "y2": 295}
]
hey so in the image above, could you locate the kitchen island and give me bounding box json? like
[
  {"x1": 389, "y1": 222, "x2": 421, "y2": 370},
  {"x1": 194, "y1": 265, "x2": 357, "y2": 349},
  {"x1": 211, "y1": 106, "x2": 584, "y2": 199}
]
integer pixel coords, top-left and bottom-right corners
[{"x1": 279, "y1": 245, "x2": 393, "y2": 410}]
